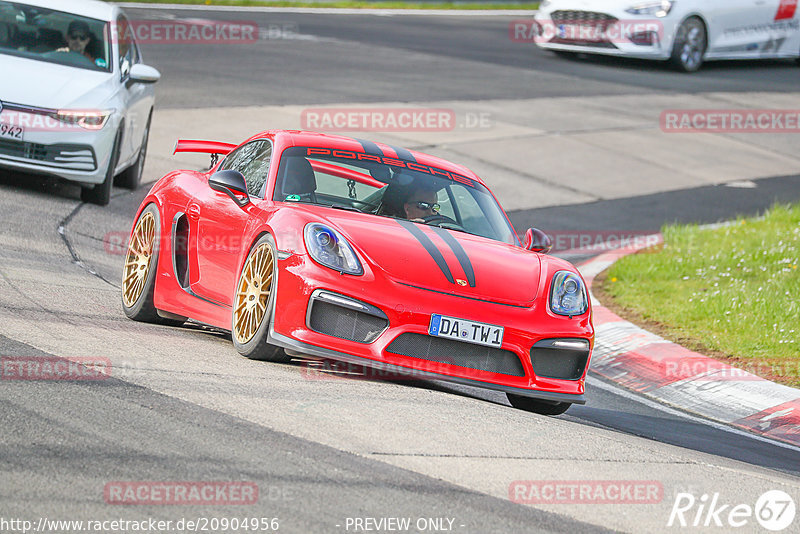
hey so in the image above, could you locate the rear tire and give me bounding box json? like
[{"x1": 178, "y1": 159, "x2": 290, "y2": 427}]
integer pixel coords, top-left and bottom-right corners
[
  {"x1": 117, "y1": 112, "x2": 151, "y2": 190},
  {"x1": 231, "y1": 234, "x2": 291, "y2": 362},
  {"x1": 507, "y1": 393, "x2": 572, "y2": 415},
  {"x1": 81, "y1": 128, "x2": 121, "y2": 206},
  {"x1": 121, "y1": 203, "x2": 185, "y2": 326},
  {"x1": 670, "y1": 17, "x2": 706, "y2": 72}
]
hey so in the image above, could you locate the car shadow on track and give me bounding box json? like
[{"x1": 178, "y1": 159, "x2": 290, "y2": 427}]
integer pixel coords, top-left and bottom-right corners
[
  {"x1": 547, "y1": 52, "x2": 798, "y2": 74},
  {"x1": 0, "y1": 169, "x2": 83, "y2": 203},
  {"x1": 567, "y1": 405, "x2": 800, "y2": 477},
  {"x1": 284, "y1": 354, "x2": 800, "y2": 476}
]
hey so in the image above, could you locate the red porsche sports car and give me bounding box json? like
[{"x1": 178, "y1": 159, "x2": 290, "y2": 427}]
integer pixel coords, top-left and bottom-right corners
[{"x1": 122, "y1": 130, "x2": 593, "y2": 415}]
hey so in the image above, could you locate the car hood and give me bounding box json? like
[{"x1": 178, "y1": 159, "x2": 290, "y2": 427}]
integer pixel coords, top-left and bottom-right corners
[
  {"x1": 0, "y1": 54, "x2": 115, "y2": 109},
  {"x1": 328, "y1": 213, "x2": 541, "y2": 307}
]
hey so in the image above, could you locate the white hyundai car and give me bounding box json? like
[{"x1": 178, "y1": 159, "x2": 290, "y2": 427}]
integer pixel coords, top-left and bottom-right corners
[
  {"x1": 533, "y1": 0, "x2": 800, "y2": 71},
  {"x1": 0, "y1": 0, "x2": 160, "y2": 205}
]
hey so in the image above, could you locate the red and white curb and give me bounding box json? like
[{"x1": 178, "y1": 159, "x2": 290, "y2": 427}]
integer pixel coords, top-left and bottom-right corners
[{"x1": 578, "y1": 235, "x2": 800, "y2": 448}]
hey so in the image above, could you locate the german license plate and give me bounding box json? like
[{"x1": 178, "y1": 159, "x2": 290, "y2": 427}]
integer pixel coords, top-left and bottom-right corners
[
  {"x1": 428, "y1": 314, "x2": 504, "y2": 348},
  {"x1": 0, "y1": 121, "x2": 24, "y2": 142}
]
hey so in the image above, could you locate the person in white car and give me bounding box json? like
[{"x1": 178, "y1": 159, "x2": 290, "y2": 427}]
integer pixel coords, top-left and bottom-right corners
[
  {"x1": 57, "y1": 20, "x2": 99, "y2": 62},
  {"x1": 0, "y1": 0, "x2": 160, "y2": 205}
]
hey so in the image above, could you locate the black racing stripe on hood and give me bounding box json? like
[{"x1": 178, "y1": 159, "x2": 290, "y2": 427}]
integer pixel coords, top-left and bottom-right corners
[
  {"x1": 396, "y1": 219, "x2": 454, "y2": 284},
  {"x1": 354, "y1": 138, "x2": 384, "y2": 157},
  {"x1": 431, "y1": 227, "x2": 476, "y2": 288},
  {"x1": 389, "y1": 144, "x2": 415, "y2": 162}
]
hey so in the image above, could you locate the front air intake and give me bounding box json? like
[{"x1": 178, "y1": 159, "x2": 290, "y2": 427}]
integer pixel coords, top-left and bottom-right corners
[
  {"x1": 530, "y1": 339, "x2": 590, "y2": 380},
  {"x1": 307, "y1": 291, "x2": 388, "y2": 344}
]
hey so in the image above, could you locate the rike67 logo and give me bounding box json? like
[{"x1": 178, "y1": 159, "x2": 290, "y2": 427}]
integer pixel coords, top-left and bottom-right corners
[{"x1": 668, "y1": 490, "x2": 796, "y2": 531}]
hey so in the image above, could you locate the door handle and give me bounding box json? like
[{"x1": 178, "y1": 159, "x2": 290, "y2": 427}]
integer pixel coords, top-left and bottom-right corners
[{"x1": 187, "y1": 204, "x2": 200, "y2": 220}]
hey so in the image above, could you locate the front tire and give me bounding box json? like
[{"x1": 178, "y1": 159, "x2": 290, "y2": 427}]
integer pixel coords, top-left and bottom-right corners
[
  {"x1": 507, "y1": 393, "x2": 572, "y2": 415},
  {"x1": 670, "y1": 17, "x2": 706, "y2": 72},
  {"x1": 81, "y1": 128, "x2": 121, "y2": 206},
  {"x1": 121, "y1": 203, "x2": 185, "y2": 326},
  {"x1": 231, "y1": 234, "x2": 290, "y2": 362}
]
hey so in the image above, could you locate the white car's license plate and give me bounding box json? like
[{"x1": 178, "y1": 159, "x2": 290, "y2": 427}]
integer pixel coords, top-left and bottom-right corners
[
  {"x1": 428, "y1": 314, "x2": 504, "y2": 348},
  {"x1": 0, "y1": 121, "x2": 24, "y2": 142}
]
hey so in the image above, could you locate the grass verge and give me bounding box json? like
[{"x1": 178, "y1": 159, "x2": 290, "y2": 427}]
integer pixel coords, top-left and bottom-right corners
[
  {"x1": 117, "y1": 0, "x2": 539, "y2": 10},
  {"x1": 596, "y1": 203, "x2": 800, "y2": 388}
]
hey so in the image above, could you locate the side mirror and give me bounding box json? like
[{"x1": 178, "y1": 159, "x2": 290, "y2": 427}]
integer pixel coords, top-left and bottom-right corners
[
  {"x1": 209, "y1": 170, "x2": 250, "y2": 207},
  {"x1": 129, "y1": 64, "x2": 161, "y2": 84},
  {"x1": 523, "y1": 228, "x2": 552, "y2": 253}
]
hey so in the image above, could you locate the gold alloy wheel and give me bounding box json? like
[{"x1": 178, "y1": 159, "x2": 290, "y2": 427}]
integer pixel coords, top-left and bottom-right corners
[
  {"x1": 233, "y1": 243, "x2": 274, "y2": 344},
  {"x1": 122, "y1": 211, "x2": 156, "y2": 308}
]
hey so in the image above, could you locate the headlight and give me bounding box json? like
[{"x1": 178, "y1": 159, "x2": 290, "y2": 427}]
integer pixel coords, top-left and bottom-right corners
[
  {"x1": 304, "y1": 223, "x2": 363, "y2": 275},
  {"x1": 549, "y1": 271, "x2": 588, "y2": 317},
  {"x1": 625, "y1": 0, "x2": 674, "y2": 17},
  {"x1": 52, "y1": 109, "x2": 112, "y2": 130}
]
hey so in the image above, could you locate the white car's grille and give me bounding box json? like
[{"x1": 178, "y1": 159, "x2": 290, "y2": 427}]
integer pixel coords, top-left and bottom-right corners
[
  {"x1": 551, "y1": 10, "x2": 618, "y2": 25},
  {"x1": 547, "y1": 10, "x2": 620, "y2": 49},
  {"x1": 0, "y1": 139, "x2": 97, "y2": 171}
]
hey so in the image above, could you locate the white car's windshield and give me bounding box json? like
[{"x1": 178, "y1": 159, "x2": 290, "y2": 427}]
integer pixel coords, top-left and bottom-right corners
[
  {"x1": 0, "y1": 1, "x2": 110, "y2": 71},
  {"x1": 272, "y1": 146, "x2": 519, "y2": 245}
]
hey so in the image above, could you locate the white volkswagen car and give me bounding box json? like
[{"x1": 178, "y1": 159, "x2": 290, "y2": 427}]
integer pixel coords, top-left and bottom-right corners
[
  {"x1": 533, "y1": 0, "x2": 800, "y2": 71},
  {"x1": 0, "y1": 0, "x2": 160, "y2": 205}
]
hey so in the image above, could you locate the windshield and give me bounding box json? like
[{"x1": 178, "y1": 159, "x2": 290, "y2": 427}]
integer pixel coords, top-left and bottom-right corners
[
  {"x1": 273, "y1": 146, "x2": 519, "y2": 245},
  {"x1": 0, "y1": 1, "x2": 110, "y2": 72}
]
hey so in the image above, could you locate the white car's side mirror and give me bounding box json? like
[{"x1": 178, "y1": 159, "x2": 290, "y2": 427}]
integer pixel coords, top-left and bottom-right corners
[{"x1": 129, "y1": 64, "x2": 161, "y2": 84}]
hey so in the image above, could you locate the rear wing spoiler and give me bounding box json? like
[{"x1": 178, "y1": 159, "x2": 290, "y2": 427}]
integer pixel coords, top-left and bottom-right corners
[{"x1": 173, "y1": 139, "x2": 238, "y2": 167}]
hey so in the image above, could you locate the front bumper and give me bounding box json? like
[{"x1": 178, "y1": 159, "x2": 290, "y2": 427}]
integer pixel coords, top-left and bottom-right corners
[
  {"x1": 269, "y1": 253, "x2": 593, "y2": 404},
  {"x1": 533, "y1": 9, "x2": 677, "y2": 59}
]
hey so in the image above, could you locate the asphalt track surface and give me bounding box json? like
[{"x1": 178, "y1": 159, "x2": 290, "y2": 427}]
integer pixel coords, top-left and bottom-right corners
[
  {"x1": 1, "y1": 8, "x2": 800, "y2": 534},
  {"x1": 126, "y1": 10, "x2": 800, "y2": 108}
]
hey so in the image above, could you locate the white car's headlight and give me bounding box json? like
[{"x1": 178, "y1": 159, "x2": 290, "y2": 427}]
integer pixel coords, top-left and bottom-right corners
[
  {"x1": 625, "y1": 0, "x2": 674, "y2": 17},
  {"x1": 52, "y1": 109, "x2": 112, "y2": 130},
  {"x1": 549, "y1": 271, "x2": 588, "y2": 317},
  {"x1": 304, "y1": 223, "x2": 363, "y2": 275}
]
